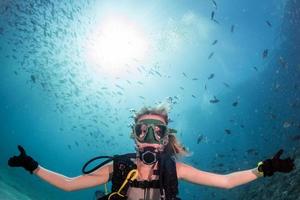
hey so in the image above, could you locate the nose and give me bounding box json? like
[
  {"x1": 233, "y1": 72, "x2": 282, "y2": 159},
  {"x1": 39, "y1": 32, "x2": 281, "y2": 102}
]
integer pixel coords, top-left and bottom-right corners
[{"x1": 144, "y1": 127, "x2": 156, "y2": 141}]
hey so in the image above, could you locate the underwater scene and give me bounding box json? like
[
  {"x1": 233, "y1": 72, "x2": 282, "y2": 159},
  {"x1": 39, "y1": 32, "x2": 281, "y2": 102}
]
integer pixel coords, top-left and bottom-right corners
[{"x1": 1, "y1": 0, "x2": 300, "y2": 199}]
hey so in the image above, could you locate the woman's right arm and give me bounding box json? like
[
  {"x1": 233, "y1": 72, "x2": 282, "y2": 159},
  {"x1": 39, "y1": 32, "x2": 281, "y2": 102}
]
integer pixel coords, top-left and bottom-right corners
[{"x1": 34, "y1": 164, "x2": 113, "y2": 191}]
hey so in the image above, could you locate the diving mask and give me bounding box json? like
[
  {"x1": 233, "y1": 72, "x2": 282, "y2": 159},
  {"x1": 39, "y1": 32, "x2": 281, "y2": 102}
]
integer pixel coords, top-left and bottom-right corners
[{"x1": 133, "y1": 119, "x2": 168, "y2": 144}]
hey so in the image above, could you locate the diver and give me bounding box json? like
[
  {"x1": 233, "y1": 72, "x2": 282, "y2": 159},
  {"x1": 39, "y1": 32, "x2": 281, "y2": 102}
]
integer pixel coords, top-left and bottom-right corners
[{"x1": 8, "y1": 106, "x2": 296, "y2": 200}]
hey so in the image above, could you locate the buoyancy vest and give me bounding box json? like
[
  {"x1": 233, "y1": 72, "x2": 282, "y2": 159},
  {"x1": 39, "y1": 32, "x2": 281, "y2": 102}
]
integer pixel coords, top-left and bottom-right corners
[{"x1": 96, "y1": 153, "x2": 180, "y2": 200}]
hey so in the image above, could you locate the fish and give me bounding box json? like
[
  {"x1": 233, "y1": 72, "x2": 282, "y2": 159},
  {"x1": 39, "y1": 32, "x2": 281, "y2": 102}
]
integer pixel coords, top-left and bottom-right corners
[
  {"x1": 101, "y1": 122, "x2": 109, "y2": 128},
  {"x1": 278, "y1": 56, "x2": 287, "y2": 68},
  {"x1": 192, "y1": 78, "x2": 198, "y2": 81},
  {"x1": 208, "y1": 52, "x2": 214, "y2": 59},
  {"x1": 140, "y1": 65, "x2": 146, "y2": 71},
  {"x1": 291, "y1": 135, "x2": 300, "y2": 141},
  {"x1": 197, "y1": 135, "x2": 204, "y2": 144},
  {"x1": 115, "y1": 84, "x2": 124, "y2": 90},
  {"x1": 266, "y1": 20, "x2": 272, "y2": 27},
  {"x1": 253, "y1": 66, "x2": 258, "y2": 71},
  {"x1": 31, "y1": 75, "x2": 36, "y2": 83},
  {"x1": 211, "y1": 11, "x2": 215, "y2": 20},
  {"x1": 224, "y1": 129, "x2": 231, "y2": 134},
  {"x1": 289, "y1": 101, "x2": 300, "y2": 108},
  {"x1": 209, "y1": 96, "x2": 219, "y2": 103},
  {"x1": 211, "y1": 0, "x2": 218, "y2": 9},
  {"x1": 212, "y1": 40, "x2": 218, "y2": 45},
  {"x1": 59, "y1": 79, "x2": 66, "y2": 84},
  {"x1": 223, "y1": 82, "x2": 230, "y2": 88},
  {"x1": 262, "y1": 49, "x2": 268, "y2": 58},
  {"x1": 213, "y1": 19, "x2": 219, "y2": 24},
  {"x1": 180, "y1": 86, "x2": 184, "y2": 90},
  {"x1": 208, "y1": 73, "x2": 215, "y2": 80},
  {"x1": 166, "y1": 96, "x2": 173, "y2": 102},
  {"x1": 216, "y1": 153, "x2": 225, "y2": 158},
  {"x1": 204, "y1": 84, "x2": 207, "y2": 90},
  {"x1": 149, "y1": 70, "x2": 155, "y2": 76},
  {"x1": 231, "y1": 25, "x2": 235, "y2": 33},
  {"x1": 232, "y1": 101, "x2": 238, "y2": 107},
  {"x1": 192, "y1": 94, "x2": 196, "y2": 98},
  {"x1": 182, "y1": 72, "x2": 187, "y2": 77},
  {"x1": 283, "y1": 121, "x2": 291, "y2": 128},
  {"x1": 274, "y1": 83, "x2": 280, "y2": 90},
  {"x1": 246, "y1": 148, "x2": 258, "y2": 155},
  {"x1": 269, "y1": 113, "x2": 277, "y2": 119},
  {"x1": 217, "y1": 163, "x2": 224, "y2": 167},
  {"x1": 155, "y1": 70, "x2": 162, "y2": 77}
]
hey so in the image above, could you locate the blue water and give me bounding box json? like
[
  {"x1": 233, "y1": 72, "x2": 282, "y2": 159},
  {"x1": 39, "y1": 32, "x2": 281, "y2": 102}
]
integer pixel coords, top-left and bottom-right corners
[{"x1": 1, "y1": 0, "x2": 299, "y2": 199}]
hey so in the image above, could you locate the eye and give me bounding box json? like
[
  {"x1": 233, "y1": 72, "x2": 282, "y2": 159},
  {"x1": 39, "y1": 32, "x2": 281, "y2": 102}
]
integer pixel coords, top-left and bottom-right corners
[
  {"x1": 154, "y1": 126, "x2": 161, "y2": 132},
  {"x1": 154, "y1": 126, "x2": 162, "y2": 137},
  {"x1": 141, "y1": 124, "x2": 147, "y2": 131},
  {"x1": 139, "y1": 124, "x2": 147, "y2": 137},
  {"x1": 155, "y1": 125, "x2": 167, "y2": 138}
]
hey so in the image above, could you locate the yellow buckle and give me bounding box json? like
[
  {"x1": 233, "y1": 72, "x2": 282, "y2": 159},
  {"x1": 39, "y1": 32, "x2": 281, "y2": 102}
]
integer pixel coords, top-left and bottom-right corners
[{"x1": 257, "y1": 161, "x2": 264, "y2": 176}]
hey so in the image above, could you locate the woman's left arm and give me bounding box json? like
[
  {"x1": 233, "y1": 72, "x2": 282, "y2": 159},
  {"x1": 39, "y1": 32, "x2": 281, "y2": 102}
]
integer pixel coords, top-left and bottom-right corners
[
  {"x1": 177, "y1": 149, "x2": 295, "y2": 189},
  {"x1": 223, "y1": 167, "x2": 262, "y2": 189},
  {"x1": 176, "y1": 162, "x2": 261, "y2": 189}
]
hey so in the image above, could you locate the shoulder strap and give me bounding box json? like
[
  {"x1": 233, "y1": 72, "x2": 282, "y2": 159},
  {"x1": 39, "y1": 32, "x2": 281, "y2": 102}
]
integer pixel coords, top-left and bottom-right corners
[
  {"x1": 130, "y1": 179, "x2": 160, "y2": 189},
  {"x1": 160, "y1": 154, "x2": 180, "y2": 200},
  {"x1": 111, "y1": 154, "x2": 137, "y2": 193}
]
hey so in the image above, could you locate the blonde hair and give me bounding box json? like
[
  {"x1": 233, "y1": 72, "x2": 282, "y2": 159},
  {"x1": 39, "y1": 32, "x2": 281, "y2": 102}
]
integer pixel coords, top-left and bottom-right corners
[
  {"x1": 134, "y1": 104, "x2": 170, "y2": 124},
  {"x1": 133, "y1": 104, "x2": 189, "y2": 158}
]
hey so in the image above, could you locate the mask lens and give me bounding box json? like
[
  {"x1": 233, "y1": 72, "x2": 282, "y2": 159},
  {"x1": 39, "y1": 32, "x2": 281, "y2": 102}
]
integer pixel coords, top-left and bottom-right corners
[
  {"x1": 134, "y1": 124, "x2": 147, "y2": 139},
  {"x1": 154, "y1": 125, "x2": 167, "y2": 139}
]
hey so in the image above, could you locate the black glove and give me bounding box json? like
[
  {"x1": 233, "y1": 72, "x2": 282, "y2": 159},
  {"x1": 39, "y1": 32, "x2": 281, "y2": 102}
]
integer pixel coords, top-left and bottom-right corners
[
  {"x1": 8, "y1": 145, "x2": 39, "y2": 174},
  {"x1": 258, "y1": 149, "x2": 295, "y2": 177}
]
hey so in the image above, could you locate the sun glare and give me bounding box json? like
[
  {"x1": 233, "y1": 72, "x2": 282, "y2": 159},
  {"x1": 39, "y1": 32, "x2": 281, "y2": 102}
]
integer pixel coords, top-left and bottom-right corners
[{"x1": 85, "y1": 15, "x2": 150, "y2": 74}]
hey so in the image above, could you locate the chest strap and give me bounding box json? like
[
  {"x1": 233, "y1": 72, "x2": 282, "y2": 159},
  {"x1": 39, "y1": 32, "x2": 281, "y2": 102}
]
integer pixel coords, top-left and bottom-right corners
[{"x1": 130, "y1": 179, "x2": 160, "y2": 189}]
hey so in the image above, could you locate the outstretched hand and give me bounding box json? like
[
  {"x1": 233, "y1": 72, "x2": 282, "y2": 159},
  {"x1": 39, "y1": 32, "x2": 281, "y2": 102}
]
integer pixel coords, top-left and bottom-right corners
[
  {"x1": 8, "y1": 145, "x2": 27, "y2": 167},
  {"x1": 8, "y1": 145, "x2": 39, "y2": 174},
  {"x1": 261, "y1": 149, "x2": 295, "y2": 177}
]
